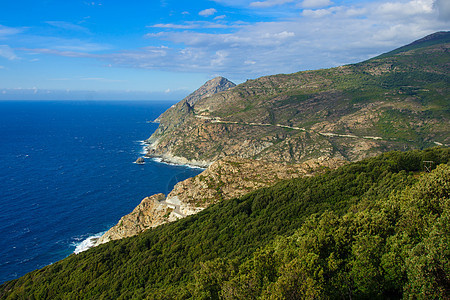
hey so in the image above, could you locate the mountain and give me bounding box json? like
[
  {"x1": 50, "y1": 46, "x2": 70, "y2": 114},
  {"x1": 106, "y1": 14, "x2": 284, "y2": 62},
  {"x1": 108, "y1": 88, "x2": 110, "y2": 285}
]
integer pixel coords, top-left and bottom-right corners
[
  {"x1": 146, "y1": 32, "x2": 449, "y2": 167},
  {"x1": 154, "y1": 76, "x2": 235, "y2": 123},
  {"x1": 182, "y1": 76, "x2": 236, "y2": 106}
]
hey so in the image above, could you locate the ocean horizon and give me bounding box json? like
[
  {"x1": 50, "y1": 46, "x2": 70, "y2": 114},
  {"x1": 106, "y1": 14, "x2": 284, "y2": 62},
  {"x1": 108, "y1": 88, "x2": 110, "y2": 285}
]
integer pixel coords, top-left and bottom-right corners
[{"x1": 0, "y1": 100, "x2": 203, "y2": 284}]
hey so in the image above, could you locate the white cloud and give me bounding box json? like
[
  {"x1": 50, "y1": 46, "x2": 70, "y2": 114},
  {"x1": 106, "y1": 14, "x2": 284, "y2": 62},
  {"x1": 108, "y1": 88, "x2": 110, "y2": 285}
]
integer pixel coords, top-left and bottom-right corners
[
  {"x1": 345, "y1": 7, "x2": 368, "y2": 17},
  {"x1": 20, "y1": 0, "x2": 450, "y2": 81},
  {"x1": 302, "y1": 7, "x2": 335, "y2": 17},
  {"x1": 211, "y1": 50, "x2": 229, "y2": 66},
  {"x1": 0, "y1": 65, "x2": 4, "y2": 69},
  {"x1": 376, "y1": 0, "x2": 434, "y2": 19},
  {"x1": 250, "y1": 0, "x2": 294, "y2": 8},
  {"x1": 19, "y1": 48, "x2": 93, "y2": 58},
  {"x1": 214, "y1": 15, "x2": 227, "y2": 20},
  {"x1": 263, "y1": 31, "x2": 295, "y2": 38},
  {"x1": 0, "y1": 25, "x2": 23, "y2": 38},
  {"x1": 140, "y1": 1, "x2": 447, "y2": 77},
  {"x1": 149, "y1": 21, "x2": 237, "y2": 30},
  {"x1": 434, "y1": 0, "x2": 450, "y2": 21},
  {"x1": 84, "y1": 1, "x2": 102, "y2": 6},
  {"x1": 300, "y1": 0, "x2": 333, "y2": 9},
  {"x1": 45, "y1": 21, "x2": 91, "y2": 34},
  {"x1": 199, "y1": 8, "x2": 218, "y2": 17},
  {"x1": 0, "y1": 45, "x2": 18, "y2": 60}
]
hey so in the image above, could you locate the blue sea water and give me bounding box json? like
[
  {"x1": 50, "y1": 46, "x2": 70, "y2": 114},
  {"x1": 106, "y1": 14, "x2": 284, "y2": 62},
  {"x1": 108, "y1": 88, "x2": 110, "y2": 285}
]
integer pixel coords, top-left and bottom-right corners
[{"x1": 0, "y1": 100, "x2": 203, "y2": 284}]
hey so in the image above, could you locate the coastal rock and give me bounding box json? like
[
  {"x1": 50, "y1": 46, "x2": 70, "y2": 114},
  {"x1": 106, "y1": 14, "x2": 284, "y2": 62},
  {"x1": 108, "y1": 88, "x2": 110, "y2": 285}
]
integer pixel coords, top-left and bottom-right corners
[
  {"x1": 166, "y1": 156, "x2": 346, "y2": 209},
  {"x1": 96, "y1": 193, "x2": 169, "y2": 245},
  {"x1": 96, "y1": 156, "x2": 346, "y2": 245},
  {"x1": 135, "y1": 157, "x2": 145, "y2": 164}
]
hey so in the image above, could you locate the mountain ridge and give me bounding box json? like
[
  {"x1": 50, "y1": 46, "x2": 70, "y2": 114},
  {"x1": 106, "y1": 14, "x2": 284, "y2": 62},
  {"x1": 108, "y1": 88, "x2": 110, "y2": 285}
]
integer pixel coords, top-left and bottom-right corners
[{"x1": 145, "y1": 31, "x2": 449, "y2": 167}]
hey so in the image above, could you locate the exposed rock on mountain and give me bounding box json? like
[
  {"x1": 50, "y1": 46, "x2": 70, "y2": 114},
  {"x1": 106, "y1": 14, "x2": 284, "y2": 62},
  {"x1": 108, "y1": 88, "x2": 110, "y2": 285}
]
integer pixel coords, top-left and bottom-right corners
[
  {"x1": 183, "y1": 76, "x2": 236, "y2": 106},
  {"x1": 96, "y1": 156, "x2": 345, "y2": 244},
  {"x1": 96, "y1": 193, "x2": 169, "y2": 244},
  {"x1": 154, "y1": 76, "x2": 235, "y2": 123},
  {"x1": 146, "y1": 32, "x2": 450, "y2": 167}
]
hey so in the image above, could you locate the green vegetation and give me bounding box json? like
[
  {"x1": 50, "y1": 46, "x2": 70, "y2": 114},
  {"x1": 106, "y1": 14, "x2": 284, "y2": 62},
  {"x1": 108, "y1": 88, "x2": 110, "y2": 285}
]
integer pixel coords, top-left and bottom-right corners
[{"x1": 1, "y1": 147, "x2": 448, "y2": 299}]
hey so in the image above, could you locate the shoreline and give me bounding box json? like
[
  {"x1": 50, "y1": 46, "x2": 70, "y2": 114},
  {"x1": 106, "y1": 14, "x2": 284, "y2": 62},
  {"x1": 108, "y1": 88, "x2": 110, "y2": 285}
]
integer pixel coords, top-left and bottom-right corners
[
  {"x1": 143, "y1": 141, "x2": 212, "y2": 169},
  {"x1": 73, "y1": 232, "x2": 106, "y2": 254},
  {"x1": 73, "y1": 139, "x2": 206, "y2": 255},
  {"x1": 149, "y1": 157, "x2": 206, "y2": 170}
]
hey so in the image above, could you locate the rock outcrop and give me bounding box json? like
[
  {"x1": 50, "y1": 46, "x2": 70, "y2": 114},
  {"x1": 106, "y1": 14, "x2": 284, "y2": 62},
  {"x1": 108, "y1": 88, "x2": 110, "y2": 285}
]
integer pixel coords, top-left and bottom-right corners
[
  {"x1": 183, "y1": 76, "x2": 236, "y2": 106},
  {"x1": 154, "y1": 76, "x2": 235, "y2": 123},
  {"x1": 96, "y1": 193, "x2": 170, "y2": 244},
  {"x1": 135, "y1": 157, "x2": 145, "y2": 164},
  {"x1": 95, "y1": 156, "x2": 345, "y2": 245}
]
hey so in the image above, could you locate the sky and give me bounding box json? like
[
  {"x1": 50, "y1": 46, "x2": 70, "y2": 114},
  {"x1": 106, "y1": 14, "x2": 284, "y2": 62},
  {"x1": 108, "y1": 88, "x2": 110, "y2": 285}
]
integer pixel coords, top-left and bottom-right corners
[{"x1": 0, "y1": 0, "x2": 449, "y2": 100}]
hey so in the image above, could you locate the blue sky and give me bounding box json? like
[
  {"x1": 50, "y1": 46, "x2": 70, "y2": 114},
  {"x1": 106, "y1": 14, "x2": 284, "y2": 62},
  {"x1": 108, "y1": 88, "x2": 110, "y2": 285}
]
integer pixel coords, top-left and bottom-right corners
[{"x1": 0, "y1": 0, "x2": 449, "y2": 100}]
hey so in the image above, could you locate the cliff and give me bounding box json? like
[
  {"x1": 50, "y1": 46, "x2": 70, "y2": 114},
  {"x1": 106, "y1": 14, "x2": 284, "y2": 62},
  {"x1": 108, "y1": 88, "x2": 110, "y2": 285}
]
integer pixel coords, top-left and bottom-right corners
[
  {"x1": 96, "y1": 156, "x2": 345, "y2": 244},
  {"x1": 146, "y1": 32, "x2": 450, "y2": 167}
]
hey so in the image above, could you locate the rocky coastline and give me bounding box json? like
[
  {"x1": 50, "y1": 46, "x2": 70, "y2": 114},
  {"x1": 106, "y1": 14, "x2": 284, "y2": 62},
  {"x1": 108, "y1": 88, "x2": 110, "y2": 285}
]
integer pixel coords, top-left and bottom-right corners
[
  {"x1": 94, "y1": 155, "x2": 345, "y2": 247},
  {"x1": 92, "y1": 75, "x2": 351, "y2": 248}
]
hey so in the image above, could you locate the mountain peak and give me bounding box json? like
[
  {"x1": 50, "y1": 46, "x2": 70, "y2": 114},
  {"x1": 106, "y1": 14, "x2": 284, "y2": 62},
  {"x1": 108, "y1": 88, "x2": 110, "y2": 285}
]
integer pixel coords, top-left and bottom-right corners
[{"x1": 183, "y1": 77, "x2": 236, "y2": 106}]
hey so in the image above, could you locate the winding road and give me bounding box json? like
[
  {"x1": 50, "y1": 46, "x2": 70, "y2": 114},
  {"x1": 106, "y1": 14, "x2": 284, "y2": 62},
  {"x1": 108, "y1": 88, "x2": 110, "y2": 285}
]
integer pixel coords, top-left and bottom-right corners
[{"x1": 195, "y1": 115, "x2": 448, "y2": 146}]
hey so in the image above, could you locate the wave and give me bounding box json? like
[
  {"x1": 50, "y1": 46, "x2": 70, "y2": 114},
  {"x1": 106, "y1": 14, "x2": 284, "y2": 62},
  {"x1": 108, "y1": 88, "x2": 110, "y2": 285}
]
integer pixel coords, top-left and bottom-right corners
[
  {"x1": 73, "y1": 232, "x2": 105, "y2": 254},
  {"x1": 136, "y1": 140, "x2": 149, "y2": 155}
]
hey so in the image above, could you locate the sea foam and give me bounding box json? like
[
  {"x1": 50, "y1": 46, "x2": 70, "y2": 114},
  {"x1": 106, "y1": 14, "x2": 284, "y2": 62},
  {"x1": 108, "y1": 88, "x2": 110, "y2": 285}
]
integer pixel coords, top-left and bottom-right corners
[
  {"x1": 151, "y1": 157, "x2": 205, "y2": 170},
  {"x1": 73, "y1": 232, "x2": 105, "y2": 254}
]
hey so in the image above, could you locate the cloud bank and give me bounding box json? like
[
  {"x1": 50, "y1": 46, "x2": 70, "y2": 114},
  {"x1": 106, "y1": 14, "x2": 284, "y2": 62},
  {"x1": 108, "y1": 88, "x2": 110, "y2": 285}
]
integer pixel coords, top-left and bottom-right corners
[{"x1": 9, "y1": 0, "x2": 450, "y2": 82}]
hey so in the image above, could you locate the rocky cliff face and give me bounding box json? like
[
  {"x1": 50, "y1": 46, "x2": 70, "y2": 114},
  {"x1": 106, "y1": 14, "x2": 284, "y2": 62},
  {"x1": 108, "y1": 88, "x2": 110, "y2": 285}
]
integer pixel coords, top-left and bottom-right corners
[
  {"x1": 146, "y1": 33, "x2": 449, "y2": 167},
  {"x1": 95, "y1": 156, "x2": 345, "y2": 244},
  {"x1": 97, "y1": 193, "x2": 169, "y2": 244}
]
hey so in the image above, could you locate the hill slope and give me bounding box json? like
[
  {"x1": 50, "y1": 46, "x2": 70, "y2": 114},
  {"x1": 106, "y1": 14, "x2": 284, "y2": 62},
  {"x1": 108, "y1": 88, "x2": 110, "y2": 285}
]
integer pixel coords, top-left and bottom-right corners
[
  {"x1": 146, "y1": 32, "x2": 449, "y2": 167},
  {"x1": 0, "y1": 147, "x2": 448, "y2": 299}
]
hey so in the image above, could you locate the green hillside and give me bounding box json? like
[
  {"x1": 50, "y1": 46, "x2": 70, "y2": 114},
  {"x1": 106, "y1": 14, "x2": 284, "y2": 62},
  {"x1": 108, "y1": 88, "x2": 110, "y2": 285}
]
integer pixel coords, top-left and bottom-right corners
[
  {"x1": 147, "y1": 32, "x2": 449, "y2": 166},
  {"x1": 1, "y1": 147, "x2": 448, "y2": 299}
]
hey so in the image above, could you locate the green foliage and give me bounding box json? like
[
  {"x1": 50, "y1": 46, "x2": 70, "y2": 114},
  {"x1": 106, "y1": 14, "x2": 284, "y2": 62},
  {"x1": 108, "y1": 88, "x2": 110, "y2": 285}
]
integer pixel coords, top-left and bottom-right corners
[
  {"x1": 0, "y1": 148, "x2": 448, "y2": 299},
  {"x1": 207, "y1": 161, "x2": 449, "y2": 300}
]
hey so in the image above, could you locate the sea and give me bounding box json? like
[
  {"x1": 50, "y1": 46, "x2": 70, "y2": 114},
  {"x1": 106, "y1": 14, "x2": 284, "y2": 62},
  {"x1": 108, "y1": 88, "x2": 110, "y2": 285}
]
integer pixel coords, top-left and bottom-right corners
[{"x1": 0, "y1": 100, "x2": 203, "y2": 284}]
